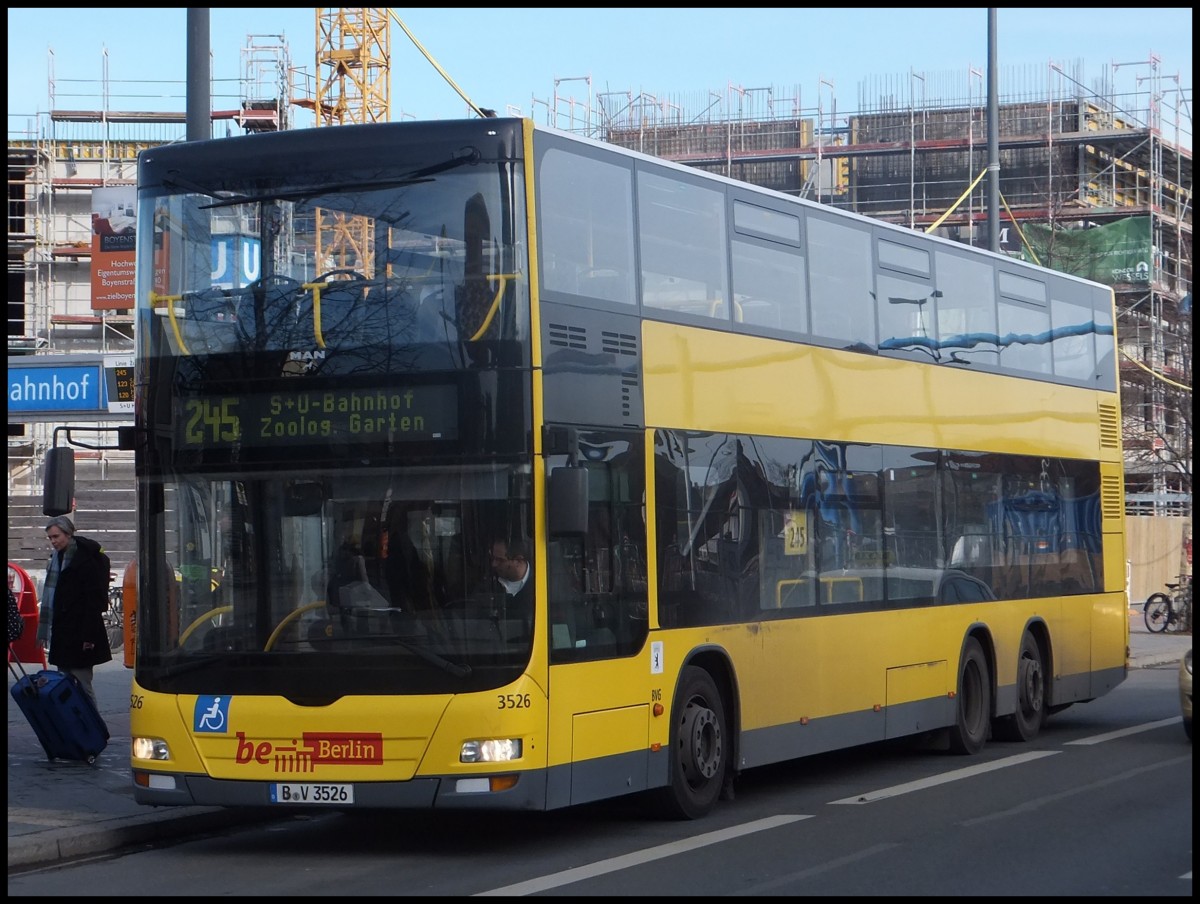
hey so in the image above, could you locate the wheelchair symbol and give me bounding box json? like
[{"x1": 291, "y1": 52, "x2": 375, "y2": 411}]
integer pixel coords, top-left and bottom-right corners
[{"x1": 195, "y1": 695, "x2": 229, "y2": 733}]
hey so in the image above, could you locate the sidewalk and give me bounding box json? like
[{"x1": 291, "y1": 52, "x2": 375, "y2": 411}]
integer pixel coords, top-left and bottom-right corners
[
  {"x1": 7, "y1": 656, "x2": 274, "y2": 871},
  {"x1": 8, "y1": 614, "x2": 1192, "y2": 872}
]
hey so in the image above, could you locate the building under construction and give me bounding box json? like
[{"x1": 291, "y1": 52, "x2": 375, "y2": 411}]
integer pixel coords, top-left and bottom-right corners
[
  {"x1": 546, "y1": 60, "x2": 1191, "y2": 520},
  {"x1": 6, "y1": 37, "x2": 1192, "y2": 583}
]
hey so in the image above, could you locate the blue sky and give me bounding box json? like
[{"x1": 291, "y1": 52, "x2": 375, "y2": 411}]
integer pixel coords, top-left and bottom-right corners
[{"x1": 7, "y1": 8, "x2": 1193, "y2": 140}]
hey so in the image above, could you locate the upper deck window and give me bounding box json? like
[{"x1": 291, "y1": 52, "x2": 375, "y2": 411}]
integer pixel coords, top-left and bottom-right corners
[
  {"x1": 934, "y1": 249, "x2": 998, "y2": 368},
  {"x1": 878, "y1": 239, "x2": 931, "y2": 277},
  {"x1": 998, "y1": 271, "x2": 1047, "y2": 305},
  {"x1": 638, "y1": 170, "x2": 728, "y2": 320},
  {"x1": 538, "y1": 149, "x2": 636, "y2": 306},
  {"x1": 808, "y1": 214, "x2": 874, "y2": 349},
  {"x1": 733, "y1": 200, "x2": 801, "y2": 247}
]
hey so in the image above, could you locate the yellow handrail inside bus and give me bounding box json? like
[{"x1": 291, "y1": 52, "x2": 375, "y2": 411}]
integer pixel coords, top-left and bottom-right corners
[
  {"x1": 465, "y1": 273, "x2": 508, "y2": 340},
  {"x1": 304, "y1": 282, "x2": 328, "y2": 349},
  {"x1": 149, "y1": 291, "x2": 191, "y2": 356},
  {"x1": 467, "y1": 273, "x2": 514, "y2": 342},
  {"x1": 775, "y1": 578, "x2": 808, "y2": 607},
  {"x1": 821, "y1": 575, "x2": 864, "y2": 603},
  {"x1": 178, "y1": 605, "x2": 233, "y2": 646},
  {"x1": 774, "y1": 575, "x2": 865, "y2": 607},
  {"x1": 264, "y1": 601, "x2": 329, "y2": 651}
]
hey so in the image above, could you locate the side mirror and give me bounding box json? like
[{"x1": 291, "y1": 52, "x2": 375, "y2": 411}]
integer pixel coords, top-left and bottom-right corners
[
  {"x1": 548, "y1": 466, "x2": 588, "y2": 537},
  {"x1": 43, "y1": 447, "x2": 77, "y2": 516}
]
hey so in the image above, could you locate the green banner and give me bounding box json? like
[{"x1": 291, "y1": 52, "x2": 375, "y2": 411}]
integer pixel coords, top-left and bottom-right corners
[{"x1": 1017, "y1": 216, "x2": 1150, "y2": 286}]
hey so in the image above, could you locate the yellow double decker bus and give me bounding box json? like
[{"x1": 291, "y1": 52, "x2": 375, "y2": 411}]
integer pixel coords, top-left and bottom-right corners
[{"x1": 98, "y1": 117, "x2": 1126, "y2": 819}]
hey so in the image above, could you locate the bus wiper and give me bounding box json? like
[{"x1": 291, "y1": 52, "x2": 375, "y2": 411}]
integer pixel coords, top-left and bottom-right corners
[
  {"x1": 159, "y1": 653, "x2": 228, "y2": 679},
  {"x1": 196, "y1": 177, "x2": 432, "y2": 210},
  {"x1": 387, "y1": 636, "x2": 472, "y2": 678},
  {"x1": 195, "y1": 147, "x2": 484, "y2": 211}
]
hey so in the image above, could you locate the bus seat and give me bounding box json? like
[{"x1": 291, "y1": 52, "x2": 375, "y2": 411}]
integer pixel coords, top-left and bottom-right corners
[
  {"x1": 181, "y1": 288, "x2": 240, "y2": 353},
  {"x1": 577, "y1": 269, "x2": 627, "y2": 304},
  {"x1": 416, "y1": 288, "x2": 455, "y2": 341},
  {"x1": 231, "y1": 276, "x2": 306, "y2": 349},
  {"x1": 548, "y1": 594, "x2": 582, "y2": 651},
  {"x1": 951, "y1": 526, "x2": 992, "y2": 567},
  {"x1": 585, "y1": 626, "x2": 617, "y2": 650},
  {"x1": 776, "y1": 577, "x2": 816, "y2": 608},
  {"x1": 739, "y1": 299, "x2": 781, "y2": 328}
]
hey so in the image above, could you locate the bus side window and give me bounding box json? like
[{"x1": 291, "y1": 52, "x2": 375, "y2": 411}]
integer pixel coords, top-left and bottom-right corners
[
  {"x1": 577, "y1": 268, "x2": 626, "y2": 303},
  {"x1": 950, "y1": 525, "x2": 991, "y2": 568},
  {"x1": 547, "y1": 540, "x2": 583, "y2": 653}
]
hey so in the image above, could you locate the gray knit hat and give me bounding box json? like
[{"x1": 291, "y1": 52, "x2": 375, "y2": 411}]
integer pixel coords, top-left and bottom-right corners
[{"x1": 44, "y1": 515, "x2": 76, "y2": 536}]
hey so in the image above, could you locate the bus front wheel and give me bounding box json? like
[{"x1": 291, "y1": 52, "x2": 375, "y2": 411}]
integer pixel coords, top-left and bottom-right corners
[
  {"x1": 948, "y1": 637, "x2": 991, "y2": 755},
  {"x1": 656, "y1": 666, "x2": 727, "y2": 820}
]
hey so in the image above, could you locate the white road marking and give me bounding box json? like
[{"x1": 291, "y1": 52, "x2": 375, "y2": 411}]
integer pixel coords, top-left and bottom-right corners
[
  {"x1": 1063, "y1": 716, "x2": 1180, "y2": 745},
  {"x1": 477, "y1": 717, "x2": 1187, "y2": 893},
  {"x1": 961, "y1": 754, "x2": 1193, "y2": 826},
  {"x1": 827, "y1": 750, "x2": 1060, "y2": 804},
  {"x1": 737, "y1": 842, "x2": 902, "y2": 894},
  {"x1": 474, "y1": 814, "x2": 810, "y2": 896}
]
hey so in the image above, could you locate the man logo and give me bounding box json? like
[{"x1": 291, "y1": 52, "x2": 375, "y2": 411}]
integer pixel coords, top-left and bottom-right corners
[{"x1": 282, "y1": 349, "x2": 326, "y2": 377}]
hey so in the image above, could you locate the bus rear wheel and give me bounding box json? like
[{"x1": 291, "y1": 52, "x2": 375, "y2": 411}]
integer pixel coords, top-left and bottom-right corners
[
  {"x1": 948, "y1": 637, "x2": 991, "y2": 755},
  {"x1": 656, "y1": 666, "x2": 727, "y2": 819},
  {"x1": 993, "y1": 631, "x2": 1045, "y2": 742}
]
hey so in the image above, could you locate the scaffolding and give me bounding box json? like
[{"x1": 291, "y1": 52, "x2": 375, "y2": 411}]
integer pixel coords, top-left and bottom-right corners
[
  {"x1": 7, "y1": 53, "x2": 1192, "y2": 516},
  {"x1": 541, "y1": 60, "x2": 1192, "y2": 517},
  {"x1": 5, "y1": 35, "x2": 295, "y2": 492}
]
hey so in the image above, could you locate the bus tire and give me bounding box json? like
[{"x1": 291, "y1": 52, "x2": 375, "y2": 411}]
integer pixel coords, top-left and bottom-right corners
[
  {"x1": 992, "y1": 631, "x2": 1045, "y2": 742},
  {"x1": 948, "y1": 637, "x2": 990, "y2": 755},
  {"x1": 656, "y1": 666, "x2": 727, "y2": 819}
]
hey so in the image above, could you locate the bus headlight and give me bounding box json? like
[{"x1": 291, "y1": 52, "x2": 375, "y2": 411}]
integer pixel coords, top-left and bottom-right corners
[
  {"x1": 460, "y1": 738, "x2": 522, "y2": 763},
  {"x1": 132, "y1": 736, "x2": 171, "y2": 761}
]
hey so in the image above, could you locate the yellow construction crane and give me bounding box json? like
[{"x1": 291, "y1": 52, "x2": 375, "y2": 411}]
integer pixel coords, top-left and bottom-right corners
[
  {"x1": 309, "y1": 8, "x2": 391, "y2": 276},
  {"x1": 296, "y1": 9, "x2": 490, "y2": 276},
  {"x1": 314, "y1": 8, "x2": 391, "y2": 126}
]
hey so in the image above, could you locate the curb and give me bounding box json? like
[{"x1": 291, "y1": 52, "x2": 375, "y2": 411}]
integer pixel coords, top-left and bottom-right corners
[
  {"x1": 8, "y1": 807, "x2": 277, "y2": 871},
  {"x1": 1132, "y1": 653, "x2": 1189, "y2": 669}
]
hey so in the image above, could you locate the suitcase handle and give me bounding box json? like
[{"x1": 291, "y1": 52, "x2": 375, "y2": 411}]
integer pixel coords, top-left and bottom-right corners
[{"x1": 7, "y1": 643, "x2": 30, "y2": 681}]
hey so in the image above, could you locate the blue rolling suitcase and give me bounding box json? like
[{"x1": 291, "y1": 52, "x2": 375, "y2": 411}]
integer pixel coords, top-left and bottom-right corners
[{"x1": 8, "y1": 659, "x2": 109, "y2": 764}]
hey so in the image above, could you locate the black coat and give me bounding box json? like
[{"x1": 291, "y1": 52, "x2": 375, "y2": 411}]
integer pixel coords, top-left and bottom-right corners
[
  {"x1": 47, "y1": 535, "x2": 113, "y2": 669},
  {"x1": 492, "y1": 572, "x2": 534, "y2": 623}
]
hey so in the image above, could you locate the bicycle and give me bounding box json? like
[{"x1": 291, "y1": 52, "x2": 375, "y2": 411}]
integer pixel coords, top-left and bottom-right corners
[{"x1": 1143, "y1": 574, "x2": 1192, "y2": 634}]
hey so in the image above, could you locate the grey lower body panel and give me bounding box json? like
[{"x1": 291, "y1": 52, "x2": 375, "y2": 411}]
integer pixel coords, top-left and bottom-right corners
[{"x1": 132, "y1": 770, "x2": 552, "y2": 811}]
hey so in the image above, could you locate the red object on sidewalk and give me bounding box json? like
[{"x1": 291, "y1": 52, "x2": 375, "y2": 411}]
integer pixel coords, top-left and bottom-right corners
[{"x1": 8, "y1": 562, "x2": 49, "y2": 668}]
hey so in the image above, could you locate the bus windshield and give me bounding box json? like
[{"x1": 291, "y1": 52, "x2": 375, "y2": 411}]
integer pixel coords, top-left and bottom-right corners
[{"x1": 133, "y1": 122, "x2": 533, "y2": 698}]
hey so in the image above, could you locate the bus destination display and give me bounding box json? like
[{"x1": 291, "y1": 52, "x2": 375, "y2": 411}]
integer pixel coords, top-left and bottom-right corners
[{"x1": 177, "y1": 384, "x2": 458, "y2": 447}]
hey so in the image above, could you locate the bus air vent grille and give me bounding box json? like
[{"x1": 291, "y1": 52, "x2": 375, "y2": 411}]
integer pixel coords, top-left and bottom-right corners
[
  {"x1": 1097, "y1": 402, "x2": 1120, "y2": 449},
  {"x1": 547, "y1": 322, "x2": 587, "y2": 350},
  {"x1": 601, "y1": 331, "x2": 637, "y2": 357},
  {"x1": 1100, "y1": 474, "x2": 1123, "y2": 521}
]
